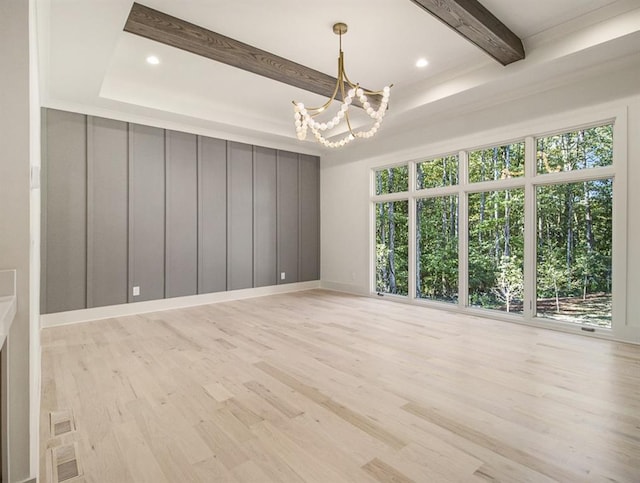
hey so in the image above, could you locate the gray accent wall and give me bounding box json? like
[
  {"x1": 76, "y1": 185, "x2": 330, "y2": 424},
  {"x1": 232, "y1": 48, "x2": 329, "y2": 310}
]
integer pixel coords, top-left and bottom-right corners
[
  {"x1": 227, "y1": 142, "x2": 254, "y2": 291},
  {"x1": 299, "y1": 154, "x2": 321, "y2": 281},
  {"x1": 128, "y1": 124, "x2": 166, "y2": 303},
  {"x1": 253, "y1": 147, "x2": 278, "y2": 287},
  {"x1": 198, "y1": 137, "x2": 227, "y2": 294},
  {"x1": 87, "y1": 116, "x2": 129, "y2": 308},
  {"x1": 165, "y1": 130, "x2": 198, "y2": 298},
  {"x1": 42, "y1": 109, "x2": 87, "y2": 313},
  {"x1": 41, "y1": 109, "x2": 320, "y2": 314},
  {"x1": 277, "y1": 151, "x2": 300, "y2": 284}
]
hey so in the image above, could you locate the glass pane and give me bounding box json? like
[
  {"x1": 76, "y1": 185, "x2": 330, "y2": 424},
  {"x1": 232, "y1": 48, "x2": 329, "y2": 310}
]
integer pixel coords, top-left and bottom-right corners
[
  {"x1": 375, "y1": 165, "x2": 409, "y2": 195},
  {"x1": 469, "y1": 142, "x2": 524, "y2": 183},
  {"x1": 468, "y1": 188, "x2": 524, "y2": 313},
  {"x1": 376, "y1": 200, "x2": 409, "y2": 295},
  {"x1": 416, "y1": 196, "x2": 458, "y2": 302},
  {"x1": 536, "y1": 180, "x2": 612, "y2": 327},
  {"x1": 416, "y1": 155, "x2": 459, "y2": 189},
  {"x1": 536, "y1": 124, "x2": 613, "y2": 174}
]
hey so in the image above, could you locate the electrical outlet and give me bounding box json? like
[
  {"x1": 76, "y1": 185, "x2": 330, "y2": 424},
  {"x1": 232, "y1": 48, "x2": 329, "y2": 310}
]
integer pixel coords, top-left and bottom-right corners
[
  {"x1": 132, "y1": 286, "x2": 140, "y2": 296},
  {"x1": 280, "y1": 272, "x2": 286, "y2": 280}
]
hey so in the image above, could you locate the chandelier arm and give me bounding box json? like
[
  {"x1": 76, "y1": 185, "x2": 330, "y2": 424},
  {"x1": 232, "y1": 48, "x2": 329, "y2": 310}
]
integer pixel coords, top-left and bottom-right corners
[
  {"x1": 319, "y1": 52, "x2": 345, "y2": 110},
  {"x1": 299, "y1": 52, "x2": 344, "y2": 113},
  {"x1": 341, "y1": 69, "x2": 359, "y2": 90},
  {"x1": 338, "y1": 55, "x2": 356, "y2": 136},
  {"x1": 344, "y1": 110, "x2": 356, "y2": 136}
]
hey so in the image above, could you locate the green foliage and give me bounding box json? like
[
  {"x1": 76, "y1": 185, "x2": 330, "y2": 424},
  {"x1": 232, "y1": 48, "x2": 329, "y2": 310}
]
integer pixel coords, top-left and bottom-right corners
[
  {"x1": 375, "y1": 166, "x2": 410, "y2": 295},
  {"x1": 417, "y1": 155, "x2": 458, "y2": 189},
  {"x1": 493, "y1": 256, "x2": 524, "y2": 312},
  {"x1": 469, "y1": 142, "x2": 524, "y2": 182},
  {"x1": 537, "y1": 125, "x2": 612, "y2": 173},
  {"x1": 536, "y1": 179, "x2": 612, "y2": 325},
  {"x1": 416, "y1": 195, "x2": 458, "y2": 302},
  {"x1": 375, "y1": 165, "x2": 409, "y2": 195},
  {"x1": 468, "y1": 188, "x2": 525, "y2": 312},
  {"x1": 376, "y1": 200, "x2": 409, "y2": 295}
]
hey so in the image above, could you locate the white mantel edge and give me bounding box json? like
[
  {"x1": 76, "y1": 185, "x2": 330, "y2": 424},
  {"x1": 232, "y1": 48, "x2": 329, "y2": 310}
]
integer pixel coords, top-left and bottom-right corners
[{"x1": 0, "y1": 269, "x2": 17, "y2": 346}]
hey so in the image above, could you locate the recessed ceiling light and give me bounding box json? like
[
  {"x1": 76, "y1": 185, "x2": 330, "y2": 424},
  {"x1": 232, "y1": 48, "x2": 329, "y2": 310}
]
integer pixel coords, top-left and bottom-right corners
[
  {"x1": 415, "y1": 58, "x2": 429, "y2": 68},
  {"x1": 146, "y1": 55, "x2": 160, "y2": 65}
]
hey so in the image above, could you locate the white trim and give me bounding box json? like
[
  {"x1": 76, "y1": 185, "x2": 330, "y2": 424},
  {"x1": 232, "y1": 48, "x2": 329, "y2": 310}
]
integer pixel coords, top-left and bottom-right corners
[
  {"x1": 28, "y1": 0, "x2": 42, "y2": 478},
  {"x1": 321, "y1": 280, "x2": 371, "y2": 297},
  {"x1": 0, "y1": 270, "x2": 17, "y2": 347},
  {"x1": 371, "y1": 191, "x2": 411, "y2": 203},
  {"x1": 369, "y1": 169, "x2": 376, "y2": 294},
  {"x1": 523, "y1": 136, "x2": 536, "y2": 320},
  {"x1": 408, "y1": 160, "x2": 417, "y2": 299},
  {"x1": 610, "y1": 106, "x2": 629, "y2": 342},
  {"x1": 414, "y1": 184, "x2": 460, "y2": 199},
  {"x1": 458, "y1": 150, "x2": 469, "y2": 309},
  {"x1": 41, "y1": 281, "x2": 320, "y2": 328}
]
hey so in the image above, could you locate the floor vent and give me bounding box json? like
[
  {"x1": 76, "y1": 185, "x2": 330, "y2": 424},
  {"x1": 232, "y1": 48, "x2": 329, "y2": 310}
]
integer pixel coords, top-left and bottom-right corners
[
  {"x1": 50, "y1": 409, "x2": 76, "y2": 437},
  {"x1": 51, "y1": 443, "x2": 83, "y2": 482}
]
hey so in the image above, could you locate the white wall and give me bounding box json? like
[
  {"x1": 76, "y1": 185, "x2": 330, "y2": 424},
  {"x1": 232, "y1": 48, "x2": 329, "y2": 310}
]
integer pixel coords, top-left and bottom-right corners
[
  {"x1": 29, "y1": 0, "x2": 42, "y2": 475},
  {"x1": 321, "y1": 61, "x2": 640, "y2": 344},
  {"x1": 0, "y1": 0, "x2": 36, "y2": 481}
]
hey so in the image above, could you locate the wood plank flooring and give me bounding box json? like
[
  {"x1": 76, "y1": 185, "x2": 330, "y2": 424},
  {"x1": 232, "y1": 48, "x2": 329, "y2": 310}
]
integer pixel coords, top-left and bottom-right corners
[{"x1": 39, "y1": 290, "x2": 640, "y2": 482}]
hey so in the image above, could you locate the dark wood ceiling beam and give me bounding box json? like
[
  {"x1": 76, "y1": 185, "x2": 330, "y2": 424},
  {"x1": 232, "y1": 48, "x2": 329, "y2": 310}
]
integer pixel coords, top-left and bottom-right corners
[
  {"x1": 123, "y1": 3, "x2": 381, "y2": 108},
  {"x1": 409, "y1": 0, "x2": 524, "y2": 65}
]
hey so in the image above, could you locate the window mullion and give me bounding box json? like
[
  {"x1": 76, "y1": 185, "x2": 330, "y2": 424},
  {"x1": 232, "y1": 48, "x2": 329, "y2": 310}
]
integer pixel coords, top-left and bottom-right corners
[
  {"x1": 408, "y1": 161, "x2": 417, "y2": 301},
  {"x1": 523, "y1": 136, "x2": 536, "y2": 320},
  {"x1": 458, "y1": 150, "x2": 469, "y2": 309}
]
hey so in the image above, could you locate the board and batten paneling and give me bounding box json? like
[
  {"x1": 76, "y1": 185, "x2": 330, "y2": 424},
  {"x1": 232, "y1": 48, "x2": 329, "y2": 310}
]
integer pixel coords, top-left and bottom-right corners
[
  {"x1": 41, "y1": 108, "x2": 320, "y2": 314},
  {"x1": 128, "y1": 123, "x2": 166, "y2": 302},
  {"x1": 198, "y1": 136, "x2": 227, "y2": 294},
  {"x1": 86, "y1": 116, "x2": 129, "y2": 308},
  {"x1": 165, "y1": 130, "x2": 198, "y2": 298},
  {"x1": 227, "y1": 141, "x2": 254, "y2": 290},
  {"x1": 277, "y1": 151, "x2": 299, "y2": 284},
  {"x1": 299, "y1": 154, "x2": 320, "y2": 281},
  {"x1": 42, "y1": 109, "x2": 87, "y2": 313},
  {"x1": 253, "y1": 146, "x2": 278, "y2": 287}
]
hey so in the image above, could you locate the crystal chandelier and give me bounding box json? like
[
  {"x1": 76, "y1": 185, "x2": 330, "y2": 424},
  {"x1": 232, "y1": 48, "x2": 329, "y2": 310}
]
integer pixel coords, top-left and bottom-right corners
[{"x1": 293, "y1": 23, "x2": 392, "y2": 148}]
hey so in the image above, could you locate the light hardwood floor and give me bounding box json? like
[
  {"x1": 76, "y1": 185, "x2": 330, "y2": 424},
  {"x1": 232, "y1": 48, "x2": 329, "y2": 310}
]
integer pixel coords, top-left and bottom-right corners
[{"x1": 40, "y1": 290, "x2": 640, "y2": 482}]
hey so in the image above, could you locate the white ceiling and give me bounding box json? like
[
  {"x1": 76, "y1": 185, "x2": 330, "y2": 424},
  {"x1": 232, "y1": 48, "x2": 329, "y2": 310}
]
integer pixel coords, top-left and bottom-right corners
[{"x1": 38, "y1": 0, "x2": 640, "y2": 156}]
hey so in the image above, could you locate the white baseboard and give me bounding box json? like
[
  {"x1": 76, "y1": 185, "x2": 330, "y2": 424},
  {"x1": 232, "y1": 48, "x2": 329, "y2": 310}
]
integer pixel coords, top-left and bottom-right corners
[
  {"x1": 41, "y1": 281, "x2": 321, "y2": 328},
  {"x1": 319, "y1": 280, "x2": 370, "y2": 296}
]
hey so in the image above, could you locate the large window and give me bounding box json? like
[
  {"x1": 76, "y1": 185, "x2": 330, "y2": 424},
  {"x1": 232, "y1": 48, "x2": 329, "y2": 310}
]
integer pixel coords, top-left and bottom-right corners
[
  {"x1": 371, "y1": 119, "x2": 622, "y2": 335},
  {"x1": 468, "y1": 188, "x2": 524, "y2": 313},
  {"x1": 416, "y1": 195, "x2": 458, "y2": 302},
  {"x1": 535, "y1": 124, "x2": 614, "y2": 327},
  {"x1": 536, "y1": 181, "x2": 612, "y2": 326},
  {"x1": 376, "y1": 200, "x2": 409, "y2": 295},
  {"x1": 374, "y1": 165, "x2": 409, "y2": 296},
  {"x1": 416, "y1": 155, "x2": 459, "y2": 303}
]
